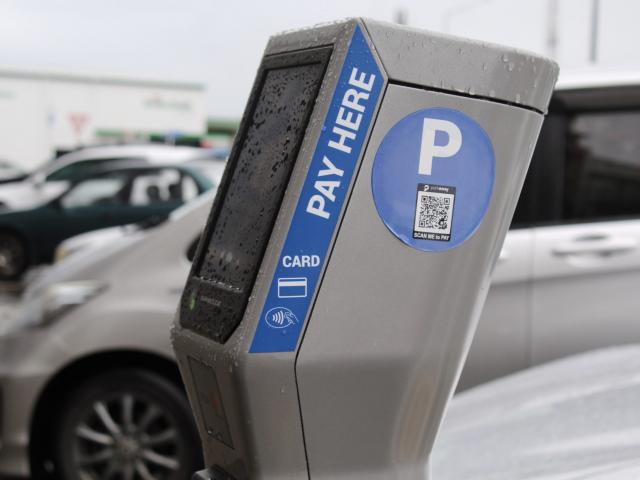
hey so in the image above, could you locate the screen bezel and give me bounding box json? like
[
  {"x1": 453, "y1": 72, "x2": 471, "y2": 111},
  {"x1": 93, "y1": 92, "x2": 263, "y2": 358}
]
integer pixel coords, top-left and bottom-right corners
[{"x1": 180, "y1": 46, "x2": 332, "y2": 342}]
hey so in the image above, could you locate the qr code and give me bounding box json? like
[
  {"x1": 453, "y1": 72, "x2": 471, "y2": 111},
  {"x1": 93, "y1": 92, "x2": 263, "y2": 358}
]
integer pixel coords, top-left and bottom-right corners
[{"x1": 413, "y1": 184, "x2": 456, "y2": 241}]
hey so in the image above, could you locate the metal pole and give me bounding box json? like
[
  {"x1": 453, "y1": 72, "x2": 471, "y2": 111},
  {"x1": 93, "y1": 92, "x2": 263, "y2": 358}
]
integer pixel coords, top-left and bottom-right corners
[
  {"x1": 590, "y1": 0, "x2": 599, "y2": 63},
  {"x1": 546, "y1": 0, "x2": 559, "y2": 59},
  {"x1": 394, "y1": 8, "x2": 408, "y2": 25}
]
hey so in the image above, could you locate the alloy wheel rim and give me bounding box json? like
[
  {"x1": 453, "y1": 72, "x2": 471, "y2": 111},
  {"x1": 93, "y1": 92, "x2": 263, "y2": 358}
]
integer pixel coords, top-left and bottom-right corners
[{"x1": 71, "y1": 392, "x2": 182, "y2": 480}]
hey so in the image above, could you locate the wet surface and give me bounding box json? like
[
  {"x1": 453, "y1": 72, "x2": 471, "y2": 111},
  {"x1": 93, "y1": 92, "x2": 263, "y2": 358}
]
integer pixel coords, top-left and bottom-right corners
[
  {"x1": 181, "y1": 50, "x2": 329, "y2": 343},
  {"x1": 434, "y1": 346, "x2": 640, "y2": 480}
]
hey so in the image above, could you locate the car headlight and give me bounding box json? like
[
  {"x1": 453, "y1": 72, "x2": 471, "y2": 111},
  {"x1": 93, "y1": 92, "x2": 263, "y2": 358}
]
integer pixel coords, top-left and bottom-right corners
[
  {"x1": 41, "y1": 281, "x2": 106, "y2": 324},
  {"x1": 53, "y1": 244, "x2": 75, "y2": 263},
  {"x1": 0, "y1": 281, "x2": 106, "y2": 336}
]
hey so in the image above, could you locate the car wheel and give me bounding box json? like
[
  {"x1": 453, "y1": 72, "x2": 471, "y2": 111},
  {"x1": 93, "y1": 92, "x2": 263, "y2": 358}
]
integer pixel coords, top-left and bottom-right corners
[
  {"x1": 0, "y1": 231, "x2": 27, "y2": 280},
  {"x1": 55, "y1": 369, "x2": 203, "y2": 480}
]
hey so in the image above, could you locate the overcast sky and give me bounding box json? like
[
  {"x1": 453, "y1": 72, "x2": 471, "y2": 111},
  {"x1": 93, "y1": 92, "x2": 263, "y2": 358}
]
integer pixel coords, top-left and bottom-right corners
[{"x1": 0, "y1": 0, "x2": 637, "y2": 118}]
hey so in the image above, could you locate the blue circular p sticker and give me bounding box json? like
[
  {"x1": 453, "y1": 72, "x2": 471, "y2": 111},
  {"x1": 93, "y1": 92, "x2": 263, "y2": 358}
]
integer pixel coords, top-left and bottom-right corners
[{"x1": 371, "y1": 108, "x2": 495, "y2": 252}]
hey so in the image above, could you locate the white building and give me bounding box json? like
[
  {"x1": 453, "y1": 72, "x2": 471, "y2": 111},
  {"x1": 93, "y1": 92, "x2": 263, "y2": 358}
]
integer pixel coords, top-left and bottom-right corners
[{"x1": 0, "y1": 69, "x2": 207, "y2": 170}]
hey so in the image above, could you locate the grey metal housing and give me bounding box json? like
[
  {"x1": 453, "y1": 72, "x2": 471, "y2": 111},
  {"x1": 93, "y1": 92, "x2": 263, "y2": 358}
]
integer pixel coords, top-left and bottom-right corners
[
  {"x1": 172, "y1": 17, "x2": 557, "y2": 480},
  {"x1": 269, "y1": 19, "x2": 556, "y2": 114}
]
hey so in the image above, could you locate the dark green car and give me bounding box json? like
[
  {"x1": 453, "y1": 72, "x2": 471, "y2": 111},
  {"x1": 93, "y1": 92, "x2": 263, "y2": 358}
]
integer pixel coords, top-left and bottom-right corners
[{"x1": 0, "y1": 163, "x2": 217, "y2": 280}]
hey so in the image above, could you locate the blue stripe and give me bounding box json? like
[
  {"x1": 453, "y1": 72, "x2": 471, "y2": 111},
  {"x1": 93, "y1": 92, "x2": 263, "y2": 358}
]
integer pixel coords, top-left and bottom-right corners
[{"x1": 250, "y1": 26, "x2": 383, "y2": 353}]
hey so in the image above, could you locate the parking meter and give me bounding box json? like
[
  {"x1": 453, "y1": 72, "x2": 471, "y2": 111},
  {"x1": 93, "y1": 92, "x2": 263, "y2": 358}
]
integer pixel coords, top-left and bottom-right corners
[{"x1": 172, "y1": 18, "x2": 557, "y2": 480}]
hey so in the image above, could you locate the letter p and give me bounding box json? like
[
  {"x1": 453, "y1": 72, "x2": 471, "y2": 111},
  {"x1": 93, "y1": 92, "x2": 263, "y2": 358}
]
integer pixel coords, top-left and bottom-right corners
[{"x1": 419, "y1": 118, "x2": 462, "y2": 175}]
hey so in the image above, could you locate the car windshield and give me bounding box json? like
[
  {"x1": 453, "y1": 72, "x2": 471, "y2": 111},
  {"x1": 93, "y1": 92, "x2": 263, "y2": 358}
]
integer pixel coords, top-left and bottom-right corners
[
  {"x1": 26, "y1": 155, "x2": 128, "y2": 181},
  {"x1": 45, "y1": 157, "x2": 148, "y2": 182}
]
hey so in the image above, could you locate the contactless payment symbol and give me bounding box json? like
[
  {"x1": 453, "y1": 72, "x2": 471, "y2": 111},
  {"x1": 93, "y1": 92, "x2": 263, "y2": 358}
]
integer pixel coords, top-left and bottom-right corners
[
  {"x1": 371, "y1": 108, "x2": 496, "y2": 252},
  {"x1": 265, "y1": 307, "x2": 298, "y2": 329}
]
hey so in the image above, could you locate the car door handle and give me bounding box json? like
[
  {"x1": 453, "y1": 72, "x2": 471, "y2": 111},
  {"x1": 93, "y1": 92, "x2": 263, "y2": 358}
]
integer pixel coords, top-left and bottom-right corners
[{"x1": 552, "y1": 235, "x2": 638, "y2": 257}]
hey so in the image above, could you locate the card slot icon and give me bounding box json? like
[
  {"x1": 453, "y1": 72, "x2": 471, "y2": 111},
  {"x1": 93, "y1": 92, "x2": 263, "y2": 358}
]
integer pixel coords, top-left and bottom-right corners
[{"x1": 277, "y1": 277, "x2": 308, "y2": 298}]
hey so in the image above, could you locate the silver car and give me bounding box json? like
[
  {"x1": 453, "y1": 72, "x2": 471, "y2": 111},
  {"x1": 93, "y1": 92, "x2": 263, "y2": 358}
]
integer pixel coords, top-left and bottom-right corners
[
  {"x1": 460, "y1": 73, "x2": 640, "y2": 389},
  {"x1": 0, "y1": 144, "x2": 226, "y2": 211},
  {"x1": 0, "y1": 192, "x2": 214, "y2": 479}
]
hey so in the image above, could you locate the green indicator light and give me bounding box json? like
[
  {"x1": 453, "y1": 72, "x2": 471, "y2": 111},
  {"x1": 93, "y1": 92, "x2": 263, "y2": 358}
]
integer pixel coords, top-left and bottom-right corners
[{"x1": 189, "y1": 293, "x2": 197, "y2": 311}]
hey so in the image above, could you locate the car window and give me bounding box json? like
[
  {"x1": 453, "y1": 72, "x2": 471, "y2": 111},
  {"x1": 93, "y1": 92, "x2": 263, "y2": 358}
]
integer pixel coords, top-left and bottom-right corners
[
  {"x1": 564, "y1": 111, "x2": 640, "y2": 222},
  {"x1": 60, "y1": 174, "x2": 129, "y2": 209},
  {"x1": 510, "y1": 169, "x2": 534, "y2": 229},
  {"x1": 129, "y1": 168, "x2": 185, "y2": 205},
  {"x1": 511, "y1": 112, "x2": 566, "y2": 228}
]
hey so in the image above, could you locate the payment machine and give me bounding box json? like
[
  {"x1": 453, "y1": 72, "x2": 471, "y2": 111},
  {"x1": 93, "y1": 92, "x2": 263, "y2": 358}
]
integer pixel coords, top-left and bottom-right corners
[{"x1": 172, "y1": 18, "x2": 557, "y2": 480}]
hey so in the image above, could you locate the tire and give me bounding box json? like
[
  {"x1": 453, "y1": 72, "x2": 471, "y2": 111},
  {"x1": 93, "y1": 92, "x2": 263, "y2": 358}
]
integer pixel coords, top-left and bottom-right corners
[
  {"x1": 54, "y1": 369, "x2": 203, "y2": 480},
  {"x1": 0, "y1": 231, "x2": 28, "y2": 280}
]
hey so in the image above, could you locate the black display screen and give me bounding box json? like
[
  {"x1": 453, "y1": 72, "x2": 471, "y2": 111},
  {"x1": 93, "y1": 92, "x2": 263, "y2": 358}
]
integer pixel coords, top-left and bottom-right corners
[{"x1": 181, "y1": 48, "x2": 330, "y2": 343}]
